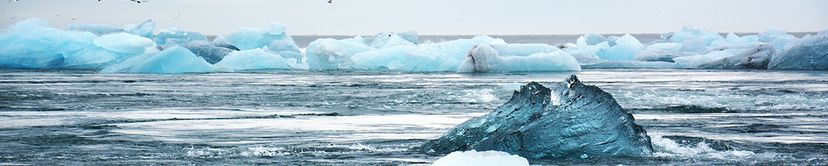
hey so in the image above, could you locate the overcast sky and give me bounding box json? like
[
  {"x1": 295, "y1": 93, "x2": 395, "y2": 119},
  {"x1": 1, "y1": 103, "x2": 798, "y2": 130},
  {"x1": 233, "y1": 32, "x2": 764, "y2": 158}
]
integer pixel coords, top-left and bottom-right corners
[{"x1": 1, "y1": 0, "x2": 827, "y2": 35}]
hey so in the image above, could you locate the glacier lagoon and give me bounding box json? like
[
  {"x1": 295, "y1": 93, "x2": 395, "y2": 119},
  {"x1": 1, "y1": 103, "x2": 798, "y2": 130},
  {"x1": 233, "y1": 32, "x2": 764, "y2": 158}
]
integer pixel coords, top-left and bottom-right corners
[
  {"x1": 1, "y1": 69, "x2": 827, "y2": 165},
  {"x1": 1, "y1": 19, "x2": 828, "y2": 165}
]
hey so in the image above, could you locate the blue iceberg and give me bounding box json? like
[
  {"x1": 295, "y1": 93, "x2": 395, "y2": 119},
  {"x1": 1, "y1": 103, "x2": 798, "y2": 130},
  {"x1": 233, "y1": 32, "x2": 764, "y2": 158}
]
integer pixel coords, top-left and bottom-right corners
[
  {"x1": 456, "y1": 44, "x2": 581, "y2": 72},
  {"x1": 154, "y1": 28, "x2": 209, "y2": 46},
  {"x1": 101, "y1": 46, "x2": 214, "y2": 73},
  {"x1": 0, "y1": 19, "x2": 143, "y2": 69},
  {"x1": 768, "y1": 30, "x2": 828, "y2": 70},
  {"x1": 179, "y1": 41, "x2": 238, "y2": 64},
  {"x1": 421, "y1": 75, "x2": 653, "y2": 159},
  {"x1": 218, "y1": 22, "x2": 300, "y2": 53}
]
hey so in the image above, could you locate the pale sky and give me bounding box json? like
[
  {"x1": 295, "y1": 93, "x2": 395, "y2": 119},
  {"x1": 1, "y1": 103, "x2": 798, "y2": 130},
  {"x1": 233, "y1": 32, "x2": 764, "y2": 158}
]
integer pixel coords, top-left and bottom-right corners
[{"x1": 1, "y1": 0, "x2": 827, "y2": 35}]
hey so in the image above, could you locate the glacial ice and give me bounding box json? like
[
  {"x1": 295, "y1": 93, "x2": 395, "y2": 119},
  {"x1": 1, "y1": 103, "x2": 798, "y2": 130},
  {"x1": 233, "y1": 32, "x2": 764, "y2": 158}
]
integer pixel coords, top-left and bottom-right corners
[
  {"x1": 101, "y1": 46, "x2": 214, "y2": 73},
  {"x1": 768, "y1": 31, "x2": 828, "y2": 70},
  {"x1": 758, "y1": 28, "x2": 799, "y2": 51},
  {"x1": 214, "y1": 48, "x2": 305, "y2": 71},
  {"x1": 93, "y1": 33, "x2": 156, "y2": 55},
  {"x1": 0, "y1": 19, "x2": 137, "y2": 69},
  {"x1": 456, "y1": 44, "x2": 581, "y2": 72},
  {"x1": 154, "y1": 28, "x2": 209, "y2": 46},
  {"x1": 697, "y1": 44, "x2": 775, "y2": 69},
  {"x1": 179, "y1": 41, "x2": 238, "y2": 64},
  {"x1": 305, "y1": 37, "x2": 375, "y2": 70},
  {"x1": 220, "y1": 22, "x2": 300, "y2": 53},
  {"x1": 431, "y1": 150, "x2": 529, "y2": 166},
  {"x1": 421, "y1": 75, "x2": 653, "y2": 159},
  {"x1": 2, "y1": 18, "x2": 826, "y2": 72},
  {"x1": 596, "y1": 34, "x2": 644, "y2": 61}
]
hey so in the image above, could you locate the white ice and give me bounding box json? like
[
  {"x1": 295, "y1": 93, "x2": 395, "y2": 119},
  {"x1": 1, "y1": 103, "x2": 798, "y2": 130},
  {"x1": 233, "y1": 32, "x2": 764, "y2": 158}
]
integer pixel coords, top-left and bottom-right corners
[{"x1": 431, "y1": 150, "x2": 529, "y2": 166}]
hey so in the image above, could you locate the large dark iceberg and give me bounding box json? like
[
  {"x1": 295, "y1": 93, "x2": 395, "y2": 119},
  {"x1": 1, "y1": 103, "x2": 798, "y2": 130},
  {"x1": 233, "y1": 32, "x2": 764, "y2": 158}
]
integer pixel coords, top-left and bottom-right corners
[{"x1": 421, "y1": 75, "x2": 652, "y2": 159}]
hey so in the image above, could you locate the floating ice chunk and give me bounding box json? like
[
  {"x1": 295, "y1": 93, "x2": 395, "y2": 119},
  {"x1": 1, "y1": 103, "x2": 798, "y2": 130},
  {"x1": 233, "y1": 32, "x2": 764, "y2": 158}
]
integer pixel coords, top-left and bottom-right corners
[
  {"x1": 214, "y1": 48, "x2": 304, "y2": 71},
  {"x1": 768, "y1": 31, "x2": 828, "y2": 70},
  {"x1": 596, "y1": 34, "x2": 644, "y2": 60},
  {"x1": 456, "y1": 44, "x2": 581, "y2": 72},
  {"x1": 180, "y1": 41, "x2": 238, "y2": 64},
  {"x1": 221, "y1": 22, "x2": 300, "y2": 52},
  {"x1": 636, "y1": 43, "x2": 690, "y2": 62},
  {"x1": 563, "y1": 43, "x2": 604, "y2": 65},
  {"x1": 93, "y1": 33, "x2": 155, "y2": 54},
  {"x1": 758, "y1": 28, "x2": 799, "y2": 51},
  {"x1": 101, "y1": 46, "x2": 214, "y2": 73},
  {"x1": 154, "y1": 28, "x2": 209, "y2": 46},
  {"x1": 422, "y1": 76, "x2": 653, "y2": 159},
  {"x1": 306, "y1": 37, "x2": 375, "y2": 70},
  {"x1": 350, "y1": 36, "x2": 502, "y2": 71},
  {"x1": 698, "y1": 44, "x2": 774, "y2": 69},
  {"x1": 431, "y1": 150, "x2": 529, "y2": 166},
  {"x1": 351, "y1": 46, "x2": 455, "y2": 71},
  {"x1": 583, "y1": 61, "x2": 678, "y2": 69},
  {"x1": 666, "y1": 26, "x2": 724, "y2": 47},
  {"x1": 576, "y1": 33, "x2": 608, "y2": 46},
  {"x1": 0, "y1": 19, "x2": 101, "y2": 69}
]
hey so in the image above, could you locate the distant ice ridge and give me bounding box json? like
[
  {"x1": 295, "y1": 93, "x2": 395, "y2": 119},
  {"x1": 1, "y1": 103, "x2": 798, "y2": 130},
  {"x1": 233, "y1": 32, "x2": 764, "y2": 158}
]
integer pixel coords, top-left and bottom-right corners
[
  {"x1": 431, "y1": 150, "x2": 529, "y2": 166},
  {"x1": 1, "y1": 18, "x2": 826, "y2": 73}
]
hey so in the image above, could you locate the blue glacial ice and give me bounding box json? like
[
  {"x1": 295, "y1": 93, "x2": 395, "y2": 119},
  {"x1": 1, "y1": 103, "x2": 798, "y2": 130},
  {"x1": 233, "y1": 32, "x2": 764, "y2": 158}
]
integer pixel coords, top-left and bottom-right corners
[
  {"x1": 0, "y1": 19, "x2": 143, "y2": 69},
  {"x1": 421, "y1": 75, "x2": 653, "y2": 159},
  {"x1": 218, "y1": 22, "x2": 300, "y2": 53},
  {"x1": 2, "y1": 18, "x2": 826, "y2": 72},
  {"x1": 305, "y1": 37, "x2": 375, "y2": 70},
  {"x1": 768, "y1": 30, "x2": 828, "y2": 70},
  {"x1": 93, "y1": 32, "x2": 156, "y2": 55},
  {"x1": 456, "y1": 44, "x2": 581, "y2": 72},
  {"x1": 431, "y1": 150, "x2": 529, "y2": 166},
  {"x1": 154, "y1": 28, "x2": 209, "y2": 46},
  {"x1": 595, "y1": 34, "x2": 644, "y2": 61},
  {"x1": 101, "y1": 46, "x2": 214, "y2": 74},
  {"x1": 179, "y1": 40, "x2": 238, "y2": 64}
]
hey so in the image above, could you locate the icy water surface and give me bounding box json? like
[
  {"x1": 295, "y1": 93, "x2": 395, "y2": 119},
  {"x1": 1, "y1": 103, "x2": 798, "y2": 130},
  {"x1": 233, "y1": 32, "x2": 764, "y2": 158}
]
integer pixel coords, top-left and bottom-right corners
[{"x1": 1, "y1": 69, "x2": 827, "y2": 165}]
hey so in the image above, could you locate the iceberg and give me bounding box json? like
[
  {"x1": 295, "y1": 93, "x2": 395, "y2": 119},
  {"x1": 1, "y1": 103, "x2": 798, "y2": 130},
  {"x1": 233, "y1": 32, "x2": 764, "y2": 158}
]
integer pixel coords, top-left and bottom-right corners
[
  {"x1": 154, "y1": 28, "x2": 209, "y2": 46},
  {"x1": 636, "y1": 43, "x2": 687, "y2": 62},
  {"x1": 768, "y1": 31, "x2": 828, "y2": 70},
  {"x1": 350, "y1": 36, "x2": 503, "y2": 71},
  {"x1": 431, "y1": 150, "x2": 529, "y2": 166},
  {"x1": 697, "y1": 44, "x2": 775, "y2": 69},
  {"x1": 673, "y1": 43, "x2": 767, "y2": 68},
  {"x1": 306, "y1": 37, "x2": 375, "y2": 70},
  {"x1": 491, "y1": 43, "x2": 561, "y2": 56},
  {"x1": 101, "y1": 46, "x2": 214, "y2": 73},
  {"x1": 0, "y1": 19, "x2": 133, "y2": 69},
  {"x1": 577, "y1": 33, "x2": 609, "y2": 46},
  {"x1": 179, "y1": 41, "x2": 238, "y2": 64},
  {"x1": 214, "y1": 48, "x2": 305, "y2": 71},
  {"x1": 421, "y1": 75, "x2": 653, "y2": 159},
  {"x1": 758, "y1": 28, "x2": 799, "y2": 51},
  {"x1": 456, "y1": 44, "x2": 581, "y2": 72},
  {"x1": 93, "y1": 32, "x2": 156, "y2": 55},
  {"x1": 595, "y1": 34, "x2": 644, "y2": 61},
  {"x1": 220, "y1": 22, "x2": 300, "y2": 53}
]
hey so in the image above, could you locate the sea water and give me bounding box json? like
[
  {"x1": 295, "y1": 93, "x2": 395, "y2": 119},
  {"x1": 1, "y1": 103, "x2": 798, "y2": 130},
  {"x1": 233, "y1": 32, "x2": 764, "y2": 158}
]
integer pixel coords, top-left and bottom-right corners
[{"x1": 1, "y1": 69, "x2": 826, "y2": 165}]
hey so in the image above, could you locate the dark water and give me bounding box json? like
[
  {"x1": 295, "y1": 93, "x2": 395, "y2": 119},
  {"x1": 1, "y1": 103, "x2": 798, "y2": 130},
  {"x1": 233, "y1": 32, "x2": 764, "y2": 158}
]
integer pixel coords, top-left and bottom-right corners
[{"x1": 1, "y1": 69, "x2": 827, "y2": 165}]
